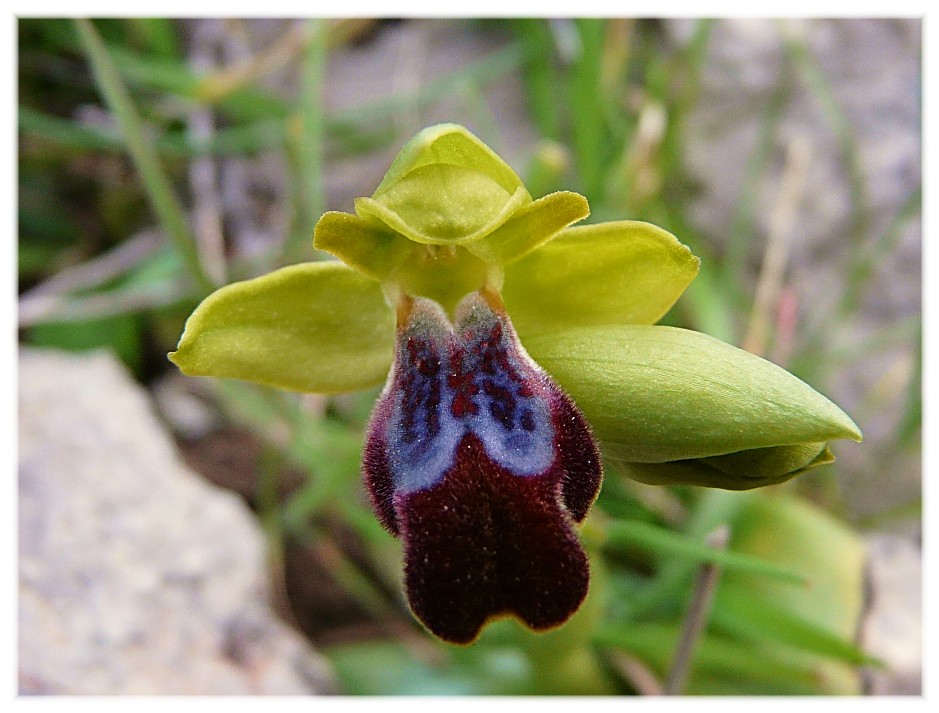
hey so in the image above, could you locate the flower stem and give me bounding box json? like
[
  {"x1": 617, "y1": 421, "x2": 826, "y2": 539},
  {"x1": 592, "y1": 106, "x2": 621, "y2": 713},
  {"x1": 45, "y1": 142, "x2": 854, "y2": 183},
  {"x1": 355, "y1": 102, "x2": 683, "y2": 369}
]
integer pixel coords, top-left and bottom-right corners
[{"x1": 663, "y1": 524, "x2": 730, "y2": 695}]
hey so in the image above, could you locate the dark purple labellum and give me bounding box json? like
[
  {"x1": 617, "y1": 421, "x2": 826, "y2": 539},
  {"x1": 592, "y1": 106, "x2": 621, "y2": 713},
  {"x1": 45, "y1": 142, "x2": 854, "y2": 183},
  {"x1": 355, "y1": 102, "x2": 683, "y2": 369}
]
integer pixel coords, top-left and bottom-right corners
[{"x1": 362, "y1": 289, "x2": 602, "y2": 645}]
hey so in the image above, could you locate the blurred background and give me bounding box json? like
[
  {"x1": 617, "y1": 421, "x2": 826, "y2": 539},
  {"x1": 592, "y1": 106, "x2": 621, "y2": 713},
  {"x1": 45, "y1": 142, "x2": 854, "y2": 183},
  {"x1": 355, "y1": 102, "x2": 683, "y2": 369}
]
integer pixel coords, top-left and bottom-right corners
[{"x1": 17, "y1": 18, "x2": 921, "y2": 695}]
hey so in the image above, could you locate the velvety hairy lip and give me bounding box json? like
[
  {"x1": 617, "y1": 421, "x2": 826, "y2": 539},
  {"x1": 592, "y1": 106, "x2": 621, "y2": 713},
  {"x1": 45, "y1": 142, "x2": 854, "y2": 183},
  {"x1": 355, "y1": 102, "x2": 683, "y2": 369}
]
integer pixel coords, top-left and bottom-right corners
[{"x1": 363, "y1": 289, "x2": 602, "y2": 644}]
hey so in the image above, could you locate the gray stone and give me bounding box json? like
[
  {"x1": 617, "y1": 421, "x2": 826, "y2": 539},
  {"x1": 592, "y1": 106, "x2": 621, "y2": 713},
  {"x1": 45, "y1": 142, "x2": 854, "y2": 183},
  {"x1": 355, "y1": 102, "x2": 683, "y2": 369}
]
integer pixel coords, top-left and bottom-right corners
[
  {"x1": 18, "y1": 348, "x2": 336, "y2": 694},
  {"x1": 861, "y1": 534, "x2": 922, "y2": 695}
]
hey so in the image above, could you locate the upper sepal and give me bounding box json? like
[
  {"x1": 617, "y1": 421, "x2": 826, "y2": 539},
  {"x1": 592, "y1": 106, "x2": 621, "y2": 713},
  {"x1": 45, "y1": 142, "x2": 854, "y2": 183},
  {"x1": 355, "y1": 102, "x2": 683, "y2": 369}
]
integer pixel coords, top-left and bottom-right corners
[
  {"x1": 355, "y1": 181, "x2": 531, "y2": 246},
  {"x1": 314, "y1": 125, "x2": 595, "y2": 312},
  {"x1": 357, "y1": 123, "x2": 534, "y2": 246},
  {"x1": 373, "y1": 123, "x2": 526, "y2": 199}
]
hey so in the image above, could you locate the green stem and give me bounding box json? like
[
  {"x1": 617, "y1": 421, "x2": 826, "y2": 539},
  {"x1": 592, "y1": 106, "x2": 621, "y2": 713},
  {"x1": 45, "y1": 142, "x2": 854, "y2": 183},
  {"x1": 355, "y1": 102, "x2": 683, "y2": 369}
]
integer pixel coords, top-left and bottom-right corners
[
  {"x1": 288, "y1": 19, "x2": 327, "y2": 261},
  {"x1": 516, "y1": 19, "x2": 562, "y2": 140},
  {"x1": 841, "y1": 184, "x2": 921, "y2": 321},
  {"x1": 662, "y1": 18, "x2": 713, "y2": 177},
  {"x1": 895, "y1": 322, "x2": 922, "y2": 448},
  {"x1": 570, "y1": 19, "x2": 606, "y2": 199},
  {"x1": 73, "y1": 18, "x2": 215, "y2": 294},
  {"x1": 664, "y1": 524, "x2": 729, "y2": 694},
  {"x1": 603, "y1": 519, "x2": 806, "y2": 585}
]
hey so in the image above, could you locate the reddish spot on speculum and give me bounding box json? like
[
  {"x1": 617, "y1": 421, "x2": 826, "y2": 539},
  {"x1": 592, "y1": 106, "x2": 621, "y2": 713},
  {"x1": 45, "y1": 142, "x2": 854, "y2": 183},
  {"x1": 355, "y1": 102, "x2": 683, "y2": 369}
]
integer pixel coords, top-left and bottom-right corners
[{"x1": 446, "y1": 351, "x2": 479, "y2": 418}]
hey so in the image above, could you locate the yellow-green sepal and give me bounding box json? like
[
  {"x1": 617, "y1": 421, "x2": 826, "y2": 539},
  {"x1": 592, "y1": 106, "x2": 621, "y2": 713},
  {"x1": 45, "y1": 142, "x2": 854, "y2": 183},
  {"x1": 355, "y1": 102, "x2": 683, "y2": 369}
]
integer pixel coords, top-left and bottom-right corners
[
  {"x1": 504, "y1": 221, "x2": 700, "y2": 337},
  {"x1": 354, "y1": 183, "x2": 530, "y2": 246},
  {"x1": 169, "y1": 261, "x2": 394, "y2": 394},
  {"x1": 356, "y1": 123, "x2": 534, "y2": 246},
  {"x1": 523, "y1": 325, "x2": 861, "y2": 488},
  {"x1": 372, "y1": 122, "x2": 526, "y2": 198}
]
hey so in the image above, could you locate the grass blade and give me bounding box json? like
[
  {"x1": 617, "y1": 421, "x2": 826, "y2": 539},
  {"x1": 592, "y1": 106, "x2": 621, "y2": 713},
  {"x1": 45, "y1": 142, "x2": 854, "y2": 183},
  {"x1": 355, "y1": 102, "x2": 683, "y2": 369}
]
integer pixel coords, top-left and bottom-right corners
[
  {"x1": 603, "y1": 519, "x2": 808, "y2": 585},
  {"x1": 286, "y1": 19, "x2": 327, "y2": 261},
  {"x1": 569, "y1": 19, "x2": 606, "y2": 199},
  {"x1": 713, "y1": 585, "x2": 881, "y2": 666},
  {"x1": 595, "y1": 622, "x2": 821, "y2": 691},
  {"x1": 515, "y1": 19, "x2": 562, "y2": 140},
  {"x1": 73, "y1": 19, "x2": 214, "y2": 293}
]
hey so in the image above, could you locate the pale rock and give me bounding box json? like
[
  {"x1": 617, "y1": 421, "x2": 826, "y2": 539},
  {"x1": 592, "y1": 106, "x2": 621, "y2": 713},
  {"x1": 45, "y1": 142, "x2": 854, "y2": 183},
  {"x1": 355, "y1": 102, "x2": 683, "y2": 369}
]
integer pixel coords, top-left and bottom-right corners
[{"x1": 18, "y1": 348, "x2": 336, "y2": 695}]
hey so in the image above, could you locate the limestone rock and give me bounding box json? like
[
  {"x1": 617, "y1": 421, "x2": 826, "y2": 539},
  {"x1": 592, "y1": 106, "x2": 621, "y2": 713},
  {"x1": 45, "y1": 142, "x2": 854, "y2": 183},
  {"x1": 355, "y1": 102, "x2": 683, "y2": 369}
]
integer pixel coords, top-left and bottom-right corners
[
  {"x1": 861, "y1": 534, "x2": 922, "y2": 695},
  {"x1": 18, "y1": 348, "x2": 336, "y2": 694}
]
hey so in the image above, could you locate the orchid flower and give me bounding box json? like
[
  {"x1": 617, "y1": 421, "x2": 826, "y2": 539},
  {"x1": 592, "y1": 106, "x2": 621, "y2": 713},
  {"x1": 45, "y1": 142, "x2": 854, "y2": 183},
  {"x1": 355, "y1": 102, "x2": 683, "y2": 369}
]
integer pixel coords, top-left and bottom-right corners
[{"x1": 170, "y1": 123, "x2": 861, "y2": 645}]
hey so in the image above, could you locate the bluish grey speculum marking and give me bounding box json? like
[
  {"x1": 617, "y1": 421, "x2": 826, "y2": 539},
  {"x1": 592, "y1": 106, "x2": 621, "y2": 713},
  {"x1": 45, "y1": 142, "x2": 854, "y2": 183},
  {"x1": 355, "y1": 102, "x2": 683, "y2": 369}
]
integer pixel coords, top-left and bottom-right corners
[{"x1": 363, "y1": 289, "x2": 602, "y2": 644}]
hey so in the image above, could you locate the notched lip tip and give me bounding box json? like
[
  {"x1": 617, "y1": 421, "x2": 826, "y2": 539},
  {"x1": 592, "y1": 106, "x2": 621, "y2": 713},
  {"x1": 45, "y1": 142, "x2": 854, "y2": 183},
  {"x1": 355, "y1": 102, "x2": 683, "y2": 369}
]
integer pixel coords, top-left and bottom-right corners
[{"x1": 423, "y1": 606, "x2": 583, "y2": 646}]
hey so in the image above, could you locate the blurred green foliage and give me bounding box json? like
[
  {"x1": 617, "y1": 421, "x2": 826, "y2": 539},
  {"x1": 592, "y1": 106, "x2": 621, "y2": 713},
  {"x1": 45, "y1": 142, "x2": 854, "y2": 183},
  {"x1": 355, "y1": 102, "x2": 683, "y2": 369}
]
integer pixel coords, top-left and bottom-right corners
[{"x1": 18, "y1": 18, "x2": 918, "y2": 695}]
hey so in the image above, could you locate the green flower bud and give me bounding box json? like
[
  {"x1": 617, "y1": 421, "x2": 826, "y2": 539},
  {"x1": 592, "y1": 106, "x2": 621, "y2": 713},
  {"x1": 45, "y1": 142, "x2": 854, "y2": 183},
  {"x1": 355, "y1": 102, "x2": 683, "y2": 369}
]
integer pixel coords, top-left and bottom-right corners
[{"x1": 524, "y1": 325, "x2": 862, "y2": 489}]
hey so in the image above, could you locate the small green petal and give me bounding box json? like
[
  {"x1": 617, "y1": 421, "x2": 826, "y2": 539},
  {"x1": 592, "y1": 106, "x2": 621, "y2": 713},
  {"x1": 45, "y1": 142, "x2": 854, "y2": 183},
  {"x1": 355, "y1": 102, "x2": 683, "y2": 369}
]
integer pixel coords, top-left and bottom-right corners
[
  {"x1": 523, "y1": 325, "x2": 862, "y2": 465},
  {"x1": 313, "y1": 210, "x2": 414, "y2": 280},
  {"x1": 355, "y1": 182, "x2": 531, "y2": 245},
  {"x1": 465, "y1": 191, "x2": 590, "y2": 265},
  {"x1": 169, "y1": 262, "x2": 393, "y2": 394},
  {"x1": 372, "y1": 122, "x2": 525, "y2": 198},
  {"x1": 504, "y1": 221, "x2": 700, "y2": 336}
]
